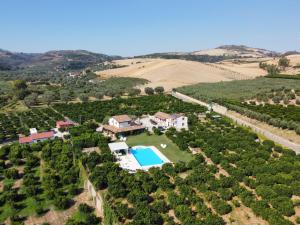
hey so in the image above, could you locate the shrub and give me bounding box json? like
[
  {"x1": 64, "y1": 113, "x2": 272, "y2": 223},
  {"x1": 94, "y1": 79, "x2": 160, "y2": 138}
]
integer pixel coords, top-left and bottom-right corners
[
  {"x1": 154, "y1": 86, "x2": 165, "y2": 94},
  {"x1": 78, "y1": 203, "x2": 93, "y2": 213},
  {"x1": 144, "y1": 87, "x2": 154, "y2": 95}
]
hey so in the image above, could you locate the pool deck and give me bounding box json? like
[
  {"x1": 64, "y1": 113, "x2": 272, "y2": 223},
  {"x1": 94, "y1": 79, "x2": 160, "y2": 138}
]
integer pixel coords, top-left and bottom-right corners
[{"x1": 117, "y1": 146, "x2": 170, "y2": 172}]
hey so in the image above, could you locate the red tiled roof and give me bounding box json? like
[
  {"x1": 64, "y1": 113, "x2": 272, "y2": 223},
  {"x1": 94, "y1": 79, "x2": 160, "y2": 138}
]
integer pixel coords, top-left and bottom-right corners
[
  {"x1": 19, "y1": 131, "x2": 54, "y2": 144},
  {"x1": 112, "y1": 115, "x2": 132, "y2": 123},
  {"x1": 31, "y1": 131, "x2": 54, "y2": 140},
  {"x1": 154, "y1": 112, "x2": 171, "y2": 120},
  {"x1": 19, "y1": 136, "x2": 33, "y2": 144}
]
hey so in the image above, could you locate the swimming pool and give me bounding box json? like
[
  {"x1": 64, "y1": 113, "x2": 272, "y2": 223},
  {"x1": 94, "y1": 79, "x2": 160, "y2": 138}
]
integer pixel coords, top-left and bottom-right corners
[{"x1": 131, "y1": 146, "x2": 165, "y2": 166}]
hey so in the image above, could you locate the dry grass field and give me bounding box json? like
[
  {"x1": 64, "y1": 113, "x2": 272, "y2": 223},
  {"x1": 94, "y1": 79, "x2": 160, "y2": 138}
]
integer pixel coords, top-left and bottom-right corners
[
  {"x1": 265, "y1": 54, "x2": 300, "y2": 75},
  {"x1": 97, "y1": 58, "x2": 266, "y2": 91}
]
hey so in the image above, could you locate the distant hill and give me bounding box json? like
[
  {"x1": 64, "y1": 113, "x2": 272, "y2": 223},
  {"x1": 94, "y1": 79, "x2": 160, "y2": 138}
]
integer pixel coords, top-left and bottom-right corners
[
  {"x1": 0, "y1": 49, "x2": 39, "y2": 70},
  {"x1": 0, "y1": 49, "x2": 121, "y2": 71},
  {"x1": 137, "y1": 45, "x2": 280, "y2": 63},
  {"x1": 192, "y1": 45, "x2": 279, "y2": 58},
  {"x1": 282, "y1": 51, "x2": 300, "y2": 56}
]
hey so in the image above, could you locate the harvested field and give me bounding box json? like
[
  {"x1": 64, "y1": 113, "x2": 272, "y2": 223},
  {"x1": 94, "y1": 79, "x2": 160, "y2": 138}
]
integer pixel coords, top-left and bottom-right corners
[{"x1": 97, "y1": 58, "x2": 266, "y2": 91}]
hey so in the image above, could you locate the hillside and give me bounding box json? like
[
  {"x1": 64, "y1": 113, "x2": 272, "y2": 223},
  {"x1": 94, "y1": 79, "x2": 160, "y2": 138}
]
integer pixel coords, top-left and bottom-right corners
[
  {"x1": 98, "y1": 58, "x2": 266, "y2": 91},
  {"x1": 0, "y1": 49, "x2": 119, "y2": 71},
  {"x1": 192, "y1": 45, "x2": 279, "y2": 58},
  {"x1": 264, "y1": 53, "x2": 300, "y2": 75},
  {"x1": 0, "y1": 49, "x2": 39, "y2": 70},
  {"x1": 139, "y1": 45, "x2": 279, "y2": 62}
]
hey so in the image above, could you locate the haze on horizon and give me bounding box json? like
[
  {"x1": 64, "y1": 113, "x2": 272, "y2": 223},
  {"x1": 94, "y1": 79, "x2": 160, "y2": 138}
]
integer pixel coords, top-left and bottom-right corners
[{"x1": 1, "y1": 0, "x2": 299, "y2": 56}]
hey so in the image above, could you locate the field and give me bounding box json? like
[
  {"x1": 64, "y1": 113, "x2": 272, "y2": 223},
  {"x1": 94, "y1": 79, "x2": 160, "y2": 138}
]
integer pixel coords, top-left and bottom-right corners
[
  {"x1": 126, "y1": 133, "x2": 194, "y2": 163},
  {"x1": 177, "y1": 77, "x2": 300, "y2": 101},
  {"x1": 265, "y1": 54, "x2": 300, "y2": 75},
  {"x1": 97, "y1": 58, "x2": 266, "y2": 91}
]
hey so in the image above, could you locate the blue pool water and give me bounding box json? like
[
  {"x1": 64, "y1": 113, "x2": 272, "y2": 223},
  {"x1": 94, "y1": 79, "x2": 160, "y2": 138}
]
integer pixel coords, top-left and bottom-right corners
[{"x1": 131, "y1": 147, "x2": 164, "y2": 166}]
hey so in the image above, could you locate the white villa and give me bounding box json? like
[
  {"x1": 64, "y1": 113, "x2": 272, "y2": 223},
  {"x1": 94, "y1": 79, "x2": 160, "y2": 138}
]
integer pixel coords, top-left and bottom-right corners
[
  {"x1": 103, "y1": 115, "x2": 145, "y2": 137},
  {"x1": 152, "y1": 112, "x2": 188, "y2": 130}
]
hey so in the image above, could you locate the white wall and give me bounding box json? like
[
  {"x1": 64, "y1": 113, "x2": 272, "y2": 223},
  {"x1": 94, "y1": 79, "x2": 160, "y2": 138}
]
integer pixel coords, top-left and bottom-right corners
[
  {"x1": 174, "y1": 116, "x2": 188, "y2": 130},
  {"x1": 109, "y1": 118, "x2": 131, "y2": 128}
]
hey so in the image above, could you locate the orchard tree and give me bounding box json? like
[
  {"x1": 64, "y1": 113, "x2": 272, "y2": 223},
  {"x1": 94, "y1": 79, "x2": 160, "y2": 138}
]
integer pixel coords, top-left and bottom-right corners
[
  {"x1": 24, "y1": 93, "x2": 38, "y2": 106},
  {"x1": 79, "y1": 94, "x2": 89, "y2": 102},
  {"x1": 154, "y1": 86, "x2": 165, "y2": 94},
  {"x1": 41, "y1": 91, "x2": 56, "y2": 106},
  {"x1": 128, "y1": 88, "x2": 141, "y2": 96}
]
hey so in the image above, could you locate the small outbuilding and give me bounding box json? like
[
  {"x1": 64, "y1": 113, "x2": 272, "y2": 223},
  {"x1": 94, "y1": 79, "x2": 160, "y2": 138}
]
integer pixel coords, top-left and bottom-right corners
[{"x1": 108, "y1": 142, "x2": 129, "y2": 155}]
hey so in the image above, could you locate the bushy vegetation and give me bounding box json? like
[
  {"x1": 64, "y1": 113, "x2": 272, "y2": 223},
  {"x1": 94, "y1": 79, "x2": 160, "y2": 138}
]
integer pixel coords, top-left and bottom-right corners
[
  {"x1": 138, "y1": 53, "x2": 241, "y2": 63},
  {"x1": 219, "y1": 99, "x2": 300, "y2": 134},
  {"x1": 1, "y1": 95, "x2": 300, "y2": 224},
  {"x1": 66, "y1": 203, "x2": 101, "y2": 225},
  {"x1": 0, "y1": 139, "x2": 82, "y2": 223},
  {"x1": 79, "y1": 111, "x2": 300, "y2": 225},
  {"x1": 177, "y1": 77, "x2": 300, "y2": 101}
]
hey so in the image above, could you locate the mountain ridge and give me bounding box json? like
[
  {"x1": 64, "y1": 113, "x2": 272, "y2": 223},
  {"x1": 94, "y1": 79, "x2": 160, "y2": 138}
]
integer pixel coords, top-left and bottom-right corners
[{"x1": 0, "y1": 49, "x2": 121, "y2": 71}]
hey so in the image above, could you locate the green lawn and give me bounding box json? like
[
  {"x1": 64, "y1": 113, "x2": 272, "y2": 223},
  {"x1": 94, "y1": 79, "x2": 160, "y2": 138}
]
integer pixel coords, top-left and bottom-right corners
[{"x1": 126, "y1": 133, "x2": 193, "y2": 163}]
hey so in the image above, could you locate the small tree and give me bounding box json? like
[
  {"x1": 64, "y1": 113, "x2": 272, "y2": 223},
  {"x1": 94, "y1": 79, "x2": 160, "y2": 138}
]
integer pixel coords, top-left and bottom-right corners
[
  {"x1": 278, "y1": 56, "x2": 290, "y2": 70},
  {"x1": 24, "y1": 93, "x2": 38, "y2": 107},
  {"x1": 41, "y1": 91, "x2": 56, "y2": 106},
  {"x1": 128, "y1": 88, "x2": 141, "y2": 96},
  {"x1": 267, "y1": 65, "x2": 280, "y2": 75},
  {"x1": 60, "y1": 90, "x2": 71, "y2": 103},
  {"x1": 13, "y1": 80, "x2": 27, "y2": 89},
  {"x1": 154, "y1": 86, "x2": 164, "y2": 94},
  {"x1": 94, "y1": 92, "x2": 104, "y2": 100},
  {"x1": 145, "y1": 87, "x2": 154, "y2": 95},
  {"x1": 79, "y1": 94, "x2": 89, "y2": 102}
]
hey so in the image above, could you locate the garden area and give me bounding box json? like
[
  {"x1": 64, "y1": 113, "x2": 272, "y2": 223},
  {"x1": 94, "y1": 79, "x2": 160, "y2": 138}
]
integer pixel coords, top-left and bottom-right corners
[{"x1": 126, "y1": 133, "x2": 194, "y2": 163}]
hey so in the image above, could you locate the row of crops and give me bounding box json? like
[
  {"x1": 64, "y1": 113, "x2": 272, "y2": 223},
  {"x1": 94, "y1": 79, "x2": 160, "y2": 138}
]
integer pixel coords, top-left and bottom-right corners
[
  {"x1": 219, "y1": 99, "x2": 300, "y2": 134},
  {"x1": 0, "y1": 108, "x2": 64, "y2": 143}
]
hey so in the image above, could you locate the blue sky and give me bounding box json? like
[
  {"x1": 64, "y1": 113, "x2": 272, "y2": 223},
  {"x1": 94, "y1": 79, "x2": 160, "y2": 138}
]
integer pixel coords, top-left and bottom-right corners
[{"x1": 1, "y1": 0, "x2": 299, "y2": 56}]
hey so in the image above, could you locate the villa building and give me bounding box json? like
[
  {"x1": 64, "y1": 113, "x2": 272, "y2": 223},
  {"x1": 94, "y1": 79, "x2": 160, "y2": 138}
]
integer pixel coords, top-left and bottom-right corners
[
  {"x1": 19, "y1": 130, "x2": 55, "y2": 144},
  {"x1": 103, "y1": 115, "x2": 145, "y2": 137},
  {"x1": 152, "y1": 112, "x2": 188, "y2": 130}
]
